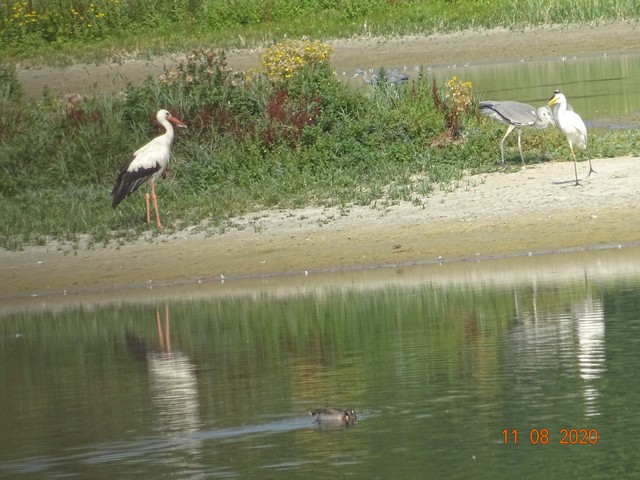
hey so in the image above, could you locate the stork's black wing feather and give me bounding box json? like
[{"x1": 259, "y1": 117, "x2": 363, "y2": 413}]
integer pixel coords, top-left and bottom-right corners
[{"x1": 111, "y1": 156, "x2": 162, "y2": 208}]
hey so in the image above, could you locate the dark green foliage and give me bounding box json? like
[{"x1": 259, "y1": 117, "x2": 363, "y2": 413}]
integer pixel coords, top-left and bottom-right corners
[{"x1": 0, "y1": 90, "x2": 134, "y2": 197}]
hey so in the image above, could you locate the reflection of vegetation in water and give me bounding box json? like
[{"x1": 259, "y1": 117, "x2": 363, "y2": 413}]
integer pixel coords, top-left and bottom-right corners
[
  {"x1": 0, "y1": 275, "x2": 618, "y2": 434},
  {"x1": 2, "y1": 273, "x2": 639, "y2": 476}
]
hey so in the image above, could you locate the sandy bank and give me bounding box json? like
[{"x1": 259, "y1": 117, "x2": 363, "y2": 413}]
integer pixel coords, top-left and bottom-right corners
[{"x1": 1, "y1": 156, "x2": 639, "y2": 302}]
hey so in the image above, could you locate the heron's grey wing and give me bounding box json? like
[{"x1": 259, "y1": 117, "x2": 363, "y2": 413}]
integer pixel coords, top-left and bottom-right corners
[
  {"x1": 480, "y1": 101, "x2": 537, "y2": 127},
  {"x1": 478, "y1": 101, "x2": 506, "y2": 123}
]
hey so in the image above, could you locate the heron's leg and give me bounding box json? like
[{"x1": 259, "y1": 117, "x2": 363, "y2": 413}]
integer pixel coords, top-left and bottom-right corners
[
  {"x1": 586, "y1": 159, "x2": 597, "y2": 178},
  {"x1": 144, "y1": 192, "x2": 151, "y2": 224},
  {"x1": 500, "y1": 125, "x2": 515, "y2": 164},
  {"x1": 150, "y1": 178, "x2": 163, "y2": 229},
  {"x1": 516, "y1": 129, "x2": 524, "y2": 164}
]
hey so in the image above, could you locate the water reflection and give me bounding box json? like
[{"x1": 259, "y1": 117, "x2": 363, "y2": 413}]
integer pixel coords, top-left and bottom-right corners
[
  {"x1": 126, "y1": 304, "x2": 201, "y2": 436},
  {"x1": 2, "y1": 253, "x2": 640, "y2": 478},
  {"x1": 574, "y1": 296, "x2": 605, "y2": 417},
  {"x1": 510, "y1": 284, "x2": 605, "y2": 419},
  {"x1": 574, "y1": 296, "x2": 606, "y2": 381}
]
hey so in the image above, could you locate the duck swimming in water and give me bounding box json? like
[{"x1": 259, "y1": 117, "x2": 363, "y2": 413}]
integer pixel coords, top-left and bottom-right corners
[{"x1": 309, "y1": 408, "x2": 357, "y2": 426}]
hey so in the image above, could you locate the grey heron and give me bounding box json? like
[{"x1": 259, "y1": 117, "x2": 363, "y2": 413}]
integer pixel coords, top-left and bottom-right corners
[
  {"x1": 547, "y1": 91, "x2": 594, "y2": 186},
  {"x1": 353, "y1": 68, "x2": 409, "y2": 86},
  {"x1": 478, "y1": 100, "x2": 553, "y2": 165}
]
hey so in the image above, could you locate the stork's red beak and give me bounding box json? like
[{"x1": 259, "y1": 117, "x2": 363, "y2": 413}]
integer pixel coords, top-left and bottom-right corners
[{"x1": 169, "y1": 116, "x2": 187, "y2": 129}]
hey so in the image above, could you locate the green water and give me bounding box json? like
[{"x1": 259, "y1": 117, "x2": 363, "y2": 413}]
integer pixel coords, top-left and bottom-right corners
[
  {"x1": 456, "y1": 53, "x2": 640, "y2": 129},
  {"x1": 355, "y1": 53, "x2": 640, "y2": 129},
  {"x1": 1, "y1": 249, "x2": 640, "y2": 478}
]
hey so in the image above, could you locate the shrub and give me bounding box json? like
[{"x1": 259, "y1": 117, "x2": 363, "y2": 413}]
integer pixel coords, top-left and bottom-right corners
[
  {"x1": 431, "y1": 75, "x2": 473, "y2": 139},
  {"x1": 254, "y1": 39, "x2": 333, "y2": 83}
]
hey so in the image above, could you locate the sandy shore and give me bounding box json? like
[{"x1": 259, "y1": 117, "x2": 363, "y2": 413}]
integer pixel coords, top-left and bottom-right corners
[
  {"x1": 4, "y1": 23, "x2": 640, "y2": 304},
  {"x1": 1, "y1": 155, "x2": 639, "y2": 302}
]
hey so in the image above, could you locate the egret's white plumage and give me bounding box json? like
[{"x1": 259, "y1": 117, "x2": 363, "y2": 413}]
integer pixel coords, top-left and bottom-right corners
[
  {"x1": 550, "y1": 99, "x2": 573, "y2": 128},
  {"x1": 112, "y1": 109, "x2": 187, "y2": 228},
  {"x1": 478, "y1": 100, "x2": 553, "y2": 164},
  {"x1": 547, "y1": 91, "x2": 593, "y2": 186}
]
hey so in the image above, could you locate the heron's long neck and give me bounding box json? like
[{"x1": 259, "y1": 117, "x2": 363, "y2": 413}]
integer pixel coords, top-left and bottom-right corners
[{"x1": 534, "y1": 108, "x2": 550, "y2": 128}]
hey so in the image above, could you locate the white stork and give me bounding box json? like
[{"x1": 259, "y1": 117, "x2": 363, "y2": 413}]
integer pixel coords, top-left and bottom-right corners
[{"x1": 112, "y1": 109, "x2": 187, "y2": 229}]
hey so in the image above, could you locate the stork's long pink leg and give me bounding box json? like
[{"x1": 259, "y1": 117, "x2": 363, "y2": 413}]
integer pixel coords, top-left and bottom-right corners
[
  {"x1": 156, "y1": 307, "x2": 165, "y2": 349},
  {"x1": 156, "y1": 304, "x2": 171, "y2": 351},
  {"x1": 150, "y1": 179, "x2": 163, "y2": 229},
  {"x1": 145, "y1": 193, "x2": 151, "y2": 224}
]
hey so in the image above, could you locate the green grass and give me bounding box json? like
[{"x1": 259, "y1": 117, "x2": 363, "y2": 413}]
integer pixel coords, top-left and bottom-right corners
[
  {"x1": 2, "y1": 0, "x2": 639, "y2": 64},
  {"x1": 1, "y1": 2, "x2": 640, "y2": 249}
]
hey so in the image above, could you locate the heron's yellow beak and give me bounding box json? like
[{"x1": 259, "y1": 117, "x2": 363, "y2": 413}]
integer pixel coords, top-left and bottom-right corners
[{"x1": 547, "y1": 96, "x2": 558, "y2": 107}]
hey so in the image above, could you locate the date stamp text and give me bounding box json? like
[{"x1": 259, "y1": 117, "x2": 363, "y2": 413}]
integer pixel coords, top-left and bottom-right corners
[{"x1": 501, "y1": 428, "x2": 599, "y2": 445}]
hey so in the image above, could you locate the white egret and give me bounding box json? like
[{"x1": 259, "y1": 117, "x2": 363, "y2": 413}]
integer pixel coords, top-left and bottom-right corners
[
  {"x1": 550, "y1": 99, "x2": 573, "y2": 127},
  {"x1": 478, "y1": 100, "x2": 553, "y2": 164},
  {"x1": 112, "y1": 109, "x2": 187, "y2": 229},
  {"x1": 547, "y1": 91, "x2": 594, "y2": 186}
]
